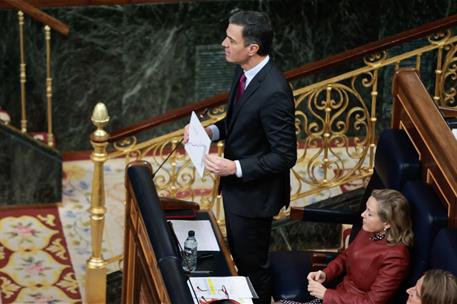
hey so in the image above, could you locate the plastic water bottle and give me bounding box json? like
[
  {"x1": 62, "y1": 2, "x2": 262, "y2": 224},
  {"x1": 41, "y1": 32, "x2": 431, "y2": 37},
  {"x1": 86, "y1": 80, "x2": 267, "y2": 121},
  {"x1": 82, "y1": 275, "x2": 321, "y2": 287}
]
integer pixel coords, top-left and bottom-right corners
[{"x1": 182, "y1": 230, "x2": 198, "y2": 272}]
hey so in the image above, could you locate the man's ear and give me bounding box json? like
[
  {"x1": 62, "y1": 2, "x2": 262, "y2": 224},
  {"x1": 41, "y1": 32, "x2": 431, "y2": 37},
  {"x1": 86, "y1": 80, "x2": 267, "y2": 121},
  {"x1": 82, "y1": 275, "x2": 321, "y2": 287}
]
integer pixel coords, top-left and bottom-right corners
[{"x1": 248, "y1": 43, "x2": 260, "y2": 56}]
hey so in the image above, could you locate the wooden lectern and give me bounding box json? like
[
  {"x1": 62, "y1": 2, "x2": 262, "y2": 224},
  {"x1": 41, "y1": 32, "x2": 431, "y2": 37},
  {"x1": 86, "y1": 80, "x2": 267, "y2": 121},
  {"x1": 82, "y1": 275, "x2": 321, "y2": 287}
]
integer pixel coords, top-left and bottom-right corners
[{"x1": 122, "y1": 160, "x2": 236, "y2": 304}]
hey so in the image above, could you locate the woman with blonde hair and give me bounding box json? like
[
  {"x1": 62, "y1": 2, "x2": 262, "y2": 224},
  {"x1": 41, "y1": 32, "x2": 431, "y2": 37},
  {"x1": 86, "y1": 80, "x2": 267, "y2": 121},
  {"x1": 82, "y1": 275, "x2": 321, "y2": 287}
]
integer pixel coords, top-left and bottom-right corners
[
  {"x1": 407, "y1": 269, "x2": 457, "y2": 304},
  {"x1": 290, "y1": 189, "x2": 414, "y2": 304}
]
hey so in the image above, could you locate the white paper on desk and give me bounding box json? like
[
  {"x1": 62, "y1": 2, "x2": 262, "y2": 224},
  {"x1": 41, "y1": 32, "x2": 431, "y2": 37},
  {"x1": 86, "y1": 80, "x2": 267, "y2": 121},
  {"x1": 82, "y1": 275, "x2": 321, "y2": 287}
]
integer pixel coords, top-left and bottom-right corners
[
  {"x1": 453, "y1": 128, "x2": 457, "y2": 139},
  {"x1": 169, "y1": 220, "x2": 220, "y2": 251},
  {"x1": 188, "y1": 277, "x2": 255, "y2": 304},
  {"x1": 185, "y1": 111, "x2": 211, "y2": 178}
]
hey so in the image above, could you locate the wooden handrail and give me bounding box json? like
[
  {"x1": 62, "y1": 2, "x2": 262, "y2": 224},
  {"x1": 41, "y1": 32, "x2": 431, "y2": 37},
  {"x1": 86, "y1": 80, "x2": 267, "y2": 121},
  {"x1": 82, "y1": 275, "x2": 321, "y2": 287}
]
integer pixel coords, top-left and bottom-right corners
[
  {"x1": 439, "y1": 106, "x2": 457, "y2": 118},
  {"x1": 0, "y1": 0, "x2": 185, "y2": 9},
  {"x1": 108, "y1": 13, "x2": 457, "y2": 142},
  {"x1": 285, "y1": 14, "x2": 457, "y2": 81},
  {"x1": 109, "y1": 92, "x2": 228, "y2": 142},
  {"x1": 4, "y1": 0, "x2": 69, "y2": 36}
]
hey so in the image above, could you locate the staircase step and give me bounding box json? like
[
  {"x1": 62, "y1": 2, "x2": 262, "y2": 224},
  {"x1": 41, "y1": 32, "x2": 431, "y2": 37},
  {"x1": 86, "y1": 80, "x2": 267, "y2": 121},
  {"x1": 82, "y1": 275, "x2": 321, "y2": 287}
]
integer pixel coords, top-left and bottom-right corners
[{"x1": 0, "y1": 123, "x2": 61, "y2": 205}]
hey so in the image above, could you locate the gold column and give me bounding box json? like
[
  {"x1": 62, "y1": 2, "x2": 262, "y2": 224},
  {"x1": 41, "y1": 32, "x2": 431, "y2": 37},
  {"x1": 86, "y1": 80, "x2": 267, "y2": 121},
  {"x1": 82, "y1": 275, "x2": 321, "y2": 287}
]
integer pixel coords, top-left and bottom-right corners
[
  {"x1": 86, "y1": 102, "x2": 110, "y2": 304},
  {"x1": 44, "y1": 25, "x2": 54, "y2": 147},
  {"x1": 18, "y1": 11, "x2": 27, "y2": 133}
]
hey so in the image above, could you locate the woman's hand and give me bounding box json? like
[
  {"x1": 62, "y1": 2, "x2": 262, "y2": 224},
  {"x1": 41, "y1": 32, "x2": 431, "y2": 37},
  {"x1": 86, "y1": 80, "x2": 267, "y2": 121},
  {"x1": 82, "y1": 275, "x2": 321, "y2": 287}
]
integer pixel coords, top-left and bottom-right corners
[
  {"x1": 307, "y1": 270, "x2": 326, "y2": 283},
  {"x1": 307, "y1": 279, "x2": 327, "y2": 300}
]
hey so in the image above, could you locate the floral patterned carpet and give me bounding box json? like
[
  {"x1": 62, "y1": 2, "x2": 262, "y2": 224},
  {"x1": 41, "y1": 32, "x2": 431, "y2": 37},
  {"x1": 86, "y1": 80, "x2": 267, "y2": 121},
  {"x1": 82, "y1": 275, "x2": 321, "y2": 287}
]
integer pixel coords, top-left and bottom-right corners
[{"x1": 0, "y1": 206, "x2": 81, "y2": 303}]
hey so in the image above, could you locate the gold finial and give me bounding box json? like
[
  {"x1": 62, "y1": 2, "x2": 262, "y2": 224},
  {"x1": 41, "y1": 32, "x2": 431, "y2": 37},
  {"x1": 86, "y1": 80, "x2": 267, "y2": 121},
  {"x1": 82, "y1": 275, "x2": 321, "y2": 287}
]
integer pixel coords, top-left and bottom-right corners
[{"x1": 91, "y1": 102, "x2": 110, "y2": 138}]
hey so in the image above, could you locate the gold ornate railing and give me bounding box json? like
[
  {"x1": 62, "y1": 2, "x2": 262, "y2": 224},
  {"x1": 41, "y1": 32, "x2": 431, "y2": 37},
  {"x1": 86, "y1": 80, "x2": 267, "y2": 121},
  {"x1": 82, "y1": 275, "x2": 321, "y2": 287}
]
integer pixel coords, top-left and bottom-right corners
[
  {"x1": 86, "y1": 22, "x2": 457, "y2": 303},
  {"x1": 289, "y1": 29, "x2": 457, "y2": 201}
]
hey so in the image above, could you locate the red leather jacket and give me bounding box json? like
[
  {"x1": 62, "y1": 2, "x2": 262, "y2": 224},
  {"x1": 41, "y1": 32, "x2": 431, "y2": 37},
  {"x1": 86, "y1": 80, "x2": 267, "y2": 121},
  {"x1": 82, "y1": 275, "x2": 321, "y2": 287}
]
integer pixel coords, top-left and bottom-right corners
[{"x1": 322, "y1": 229, "x2": 410, "y2": 304}]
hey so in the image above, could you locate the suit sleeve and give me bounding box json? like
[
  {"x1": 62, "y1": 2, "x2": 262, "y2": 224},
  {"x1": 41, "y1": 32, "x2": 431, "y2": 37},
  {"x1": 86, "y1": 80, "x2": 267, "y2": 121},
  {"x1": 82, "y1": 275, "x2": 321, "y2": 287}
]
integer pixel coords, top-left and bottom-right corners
[
  {"x1": 238, "y1": 89, "x2": 297, "y2": 181},
  {"x1": 214, "y1": 118, "x2": 226, "y2": 141},
  {"x1": 323, "y1": 247, "x2": 410, "y2": 304}
]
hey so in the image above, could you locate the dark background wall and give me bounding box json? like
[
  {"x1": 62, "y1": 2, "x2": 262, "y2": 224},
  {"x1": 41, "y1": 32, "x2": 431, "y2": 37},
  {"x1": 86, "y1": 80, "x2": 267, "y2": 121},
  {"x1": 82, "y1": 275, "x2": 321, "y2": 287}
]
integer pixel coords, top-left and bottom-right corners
[{"x1": 1, "y1": 0, "x2": 456, "y2": 151}]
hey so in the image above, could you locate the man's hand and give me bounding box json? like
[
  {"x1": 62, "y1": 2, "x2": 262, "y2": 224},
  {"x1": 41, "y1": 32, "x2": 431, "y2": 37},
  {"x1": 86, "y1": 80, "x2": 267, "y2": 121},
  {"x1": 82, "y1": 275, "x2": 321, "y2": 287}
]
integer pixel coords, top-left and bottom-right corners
[
  {"x1": 204, "y1": 154, "x2": 236, "y2": 176},
  {"x1": 183, "y1": 124, "x2": 213, "y2": 144},
  {"x1": 183, "y1": 124, "x2": 190, "y2": 143}
]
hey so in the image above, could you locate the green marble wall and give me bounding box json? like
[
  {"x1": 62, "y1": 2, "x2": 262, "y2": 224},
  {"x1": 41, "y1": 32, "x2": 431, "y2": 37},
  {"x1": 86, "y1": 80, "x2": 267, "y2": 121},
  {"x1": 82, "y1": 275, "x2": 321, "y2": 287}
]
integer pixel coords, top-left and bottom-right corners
[{"x1": 0, "y1": 0, "x2": 456, "y2": 151}]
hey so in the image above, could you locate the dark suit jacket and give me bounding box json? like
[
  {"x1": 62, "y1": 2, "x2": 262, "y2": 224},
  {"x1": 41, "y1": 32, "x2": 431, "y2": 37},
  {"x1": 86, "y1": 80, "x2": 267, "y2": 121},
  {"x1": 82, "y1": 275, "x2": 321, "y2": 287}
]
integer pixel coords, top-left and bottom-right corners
[
  {"x1": 323, "y1": 229, "x2": 410, "y2": 304},
  {"x1": 215, "y1": 61, "x2": 297, "y2": 218}
]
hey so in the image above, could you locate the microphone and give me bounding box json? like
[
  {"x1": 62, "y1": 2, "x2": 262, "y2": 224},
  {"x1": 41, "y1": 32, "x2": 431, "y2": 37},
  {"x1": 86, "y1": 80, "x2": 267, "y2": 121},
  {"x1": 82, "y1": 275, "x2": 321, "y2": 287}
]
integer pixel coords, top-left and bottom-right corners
[
  {"x1": 152, "y1": 137, "x2": 184, "y2": 177},
  {"x1": 198, "y1": 108, "x2": 209, "y2": 120}
]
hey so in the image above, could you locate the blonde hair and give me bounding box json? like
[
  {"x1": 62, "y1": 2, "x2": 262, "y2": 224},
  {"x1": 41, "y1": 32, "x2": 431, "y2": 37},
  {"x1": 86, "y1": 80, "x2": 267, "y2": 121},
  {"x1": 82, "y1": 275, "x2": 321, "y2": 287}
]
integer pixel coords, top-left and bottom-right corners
[
  {"x1": 422, "y1": 269, "x2": 457, "y2": 304},
  {"x1": 371, "y1": 189, "x2": 414, "y2": 247}
]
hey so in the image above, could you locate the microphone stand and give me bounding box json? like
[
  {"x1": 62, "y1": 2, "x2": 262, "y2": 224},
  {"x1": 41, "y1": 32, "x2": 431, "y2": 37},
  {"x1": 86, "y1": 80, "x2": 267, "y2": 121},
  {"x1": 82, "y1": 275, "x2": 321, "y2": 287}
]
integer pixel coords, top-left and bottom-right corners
[{"x1": 152, "y1": 137, "x2": 184, "y2": 177}]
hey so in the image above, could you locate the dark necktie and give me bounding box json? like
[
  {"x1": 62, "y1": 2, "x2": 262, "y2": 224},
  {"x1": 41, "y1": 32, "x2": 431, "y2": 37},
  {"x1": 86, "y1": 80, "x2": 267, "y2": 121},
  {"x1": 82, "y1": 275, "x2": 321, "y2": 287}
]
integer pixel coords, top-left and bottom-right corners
[{"x1": 235, "y1": 73, "x2": 246, "y2": 102}]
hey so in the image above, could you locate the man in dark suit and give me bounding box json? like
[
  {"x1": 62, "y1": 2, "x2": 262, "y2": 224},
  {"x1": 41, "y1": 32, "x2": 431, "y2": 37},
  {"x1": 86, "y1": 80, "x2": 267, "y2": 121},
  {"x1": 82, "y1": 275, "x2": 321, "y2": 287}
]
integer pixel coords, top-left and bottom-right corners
[{"x1": 185, "y1": 10, "x2": 296, "y2": 303}]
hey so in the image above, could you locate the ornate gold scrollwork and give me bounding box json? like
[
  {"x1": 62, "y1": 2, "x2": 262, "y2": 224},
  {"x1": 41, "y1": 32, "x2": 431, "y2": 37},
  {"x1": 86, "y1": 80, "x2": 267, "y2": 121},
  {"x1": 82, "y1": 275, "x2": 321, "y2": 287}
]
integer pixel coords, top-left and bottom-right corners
[
  {"x1": 113, "y1": 136, "x2": 137, "y2": 152},
  {"x1": 439, "y1": 42, "x2": 457, "y2": 107},
  {"x1": 207, "y1": 105, "x2": 227, "y2": 118},
  {"x1": 428, "y1": 30, "x2": 452, "y2": 45},
  {"x1": 363, "y1": 51, "x2": 388, "y2": 67},
  {"x1": 292, "y1": 78, "x2": 371, "y2": 200}
]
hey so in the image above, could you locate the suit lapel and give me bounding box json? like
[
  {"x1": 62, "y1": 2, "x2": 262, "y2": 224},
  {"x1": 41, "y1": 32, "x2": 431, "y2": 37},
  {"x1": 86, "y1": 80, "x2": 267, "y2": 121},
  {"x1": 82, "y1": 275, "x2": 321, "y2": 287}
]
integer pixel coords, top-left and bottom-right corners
[
  {"x1": 228, "y1": 62, "x2": 272, "y2": 132},
  {"x1": 225, "y1": 68, "x2": 243, "y2": 135}
]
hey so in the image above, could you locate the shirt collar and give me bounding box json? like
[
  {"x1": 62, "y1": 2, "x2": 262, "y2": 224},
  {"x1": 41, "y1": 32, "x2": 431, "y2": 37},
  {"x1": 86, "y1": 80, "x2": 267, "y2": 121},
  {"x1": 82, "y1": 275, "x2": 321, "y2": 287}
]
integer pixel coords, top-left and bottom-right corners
[{"x1": 243, "y1": 55, "x2": 270, "y2": 88}]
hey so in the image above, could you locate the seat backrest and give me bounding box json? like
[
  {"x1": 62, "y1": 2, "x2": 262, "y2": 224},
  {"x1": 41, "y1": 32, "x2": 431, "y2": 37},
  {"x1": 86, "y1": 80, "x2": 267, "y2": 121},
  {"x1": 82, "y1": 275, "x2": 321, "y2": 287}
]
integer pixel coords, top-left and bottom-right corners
[
  {"x1": 374, "y1": 129, "x2": 421, "y2": 189},
  {"x1": 430, "y1": 228, "x2": 457, "y2": 276},
  {"x1": 401, "y1": 180, "x2": 448, "y2": 286},
  {"x1": 350, "y1": 129, "x2": 421, "y2": 241}
]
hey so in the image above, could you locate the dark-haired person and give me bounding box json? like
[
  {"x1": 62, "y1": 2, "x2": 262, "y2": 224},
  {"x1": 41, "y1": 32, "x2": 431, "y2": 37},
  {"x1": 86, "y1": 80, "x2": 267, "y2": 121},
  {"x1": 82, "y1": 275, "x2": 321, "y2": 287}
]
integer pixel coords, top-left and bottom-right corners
[
  {"x1": 280, "y1": 189, "x2": 414, "y2": 304},
  {"x1": 407, "y1": 269, "x2": 457, "y2": 304},
  {"x1": 184, "y1": 10, "x2": 296, "y2": 304}
]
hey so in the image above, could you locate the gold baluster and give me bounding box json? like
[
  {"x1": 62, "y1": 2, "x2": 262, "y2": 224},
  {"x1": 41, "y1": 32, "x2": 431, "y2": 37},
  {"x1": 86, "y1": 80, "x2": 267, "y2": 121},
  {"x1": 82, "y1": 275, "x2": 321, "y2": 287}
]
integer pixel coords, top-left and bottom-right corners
[
  {"x1": 86, "y1": 102, "x2": 110, "y2": 304},
  {"x1": 18, "y1": 11, "x2": 27, "y2": 133},
  {"x1": 322, "y1": 85, "x2": 332, "y2": 184},
  {"x1": 170, "y1": 138, "x2": 178, "y2": 197},
  {"x1": 369, "y1": 69, "x2": 378, "y2": 173},
  {"x1": 416, "y1": 54, "x2": 422, "y2": 71},
  {"x1": 215, "y1": 141, "x2": 225, "y2": 234},
  {"x1": 434, "y1": 45, "x2": 444, "y2": 105},
  {"x1": 44, "y1": 25, "x2": 54, "y2": 147}
]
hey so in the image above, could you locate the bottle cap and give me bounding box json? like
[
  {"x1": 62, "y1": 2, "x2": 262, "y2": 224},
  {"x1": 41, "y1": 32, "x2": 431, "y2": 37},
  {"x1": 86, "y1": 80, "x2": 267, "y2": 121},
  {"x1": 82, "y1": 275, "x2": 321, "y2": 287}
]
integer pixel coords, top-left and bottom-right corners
[{"x1": 188, "y1": 230, "x2": 195, "y2": 237}]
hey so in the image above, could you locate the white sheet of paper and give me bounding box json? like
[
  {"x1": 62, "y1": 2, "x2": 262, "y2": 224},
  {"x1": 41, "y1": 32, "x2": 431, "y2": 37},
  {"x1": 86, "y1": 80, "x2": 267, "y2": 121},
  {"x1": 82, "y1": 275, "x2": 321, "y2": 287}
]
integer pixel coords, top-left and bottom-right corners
[
  {"x1": 453, "y1": 128, "x2": 457, "y2": 139},
  {"x1": 185, "y1": 111, "x2": 211, "y2": 178},
  {"x1": 188, "y1": 276, "x2": 255, "y2": 303},
  {"x1": 169, "y1": 220, "x2": 220, "y2": 251}
]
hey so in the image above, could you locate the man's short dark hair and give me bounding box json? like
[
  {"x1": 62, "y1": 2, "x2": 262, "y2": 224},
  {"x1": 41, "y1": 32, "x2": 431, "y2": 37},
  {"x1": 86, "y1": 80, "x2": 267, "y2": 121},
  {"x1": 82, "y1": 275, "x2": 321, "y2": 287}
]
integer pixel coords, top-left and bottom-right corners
[{"x1": 229, "y1": 10, "x2": 272, "y2": 56}]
